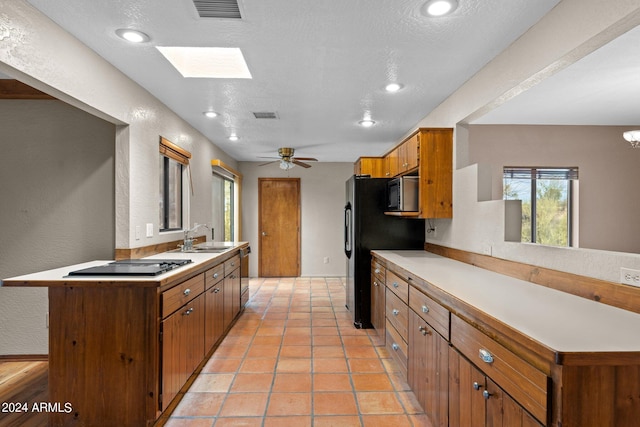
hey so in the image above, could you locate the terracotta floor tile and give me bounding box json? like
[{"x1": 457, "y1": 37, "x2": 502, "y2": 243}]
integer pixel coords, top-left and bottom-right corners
[
  {"x1": 171, "y1": 392, "x2": 225, "y2": 417},
  {"x1": 230, "y1": 373, "x2": 274, "y2": 392},
  {"x1": 344, "y1": 346, "x2": 379, "y2": 359},
  {"x1": 266, "y1": 392, "x2": 312, "y2": 416},
  {"x1": 201, "y1": 357, "x2": 242, "y2": 373},
  {"x1": 163, "y1": 417, "x2": 216, "y2": 427},
  {"x1": 312, "y1": 318, "x2": 337, "y2": 327},
  {"x1": 356, "y1": 392, "x2": 404, "y2": 415},
  {"x1": 214, "y1": 417, "x2": 263, "y2": 427},
  {"x1": 409, "y1": 413, "x2": 435, "y2": 426},
  {"x1": 255, "y1": 326, "x2": 285, "y2": 336},
  {"x1": 213, "y1": 344, "x2": 249, "y2": 358},
  {"x1": 239, "y1": 358, "x2": 277, "y2": 373},
  {"x1": 246, "y1": 344, "x2": 281, "y2": 358},
  {"x1": 189, "y1": 373, "x2": 235, "y2": 392},
  {"x1": 312, "y1": 326, "x2": 339, "y2": 336},
  {"x1": 288, "y1": 312, "x2": 312, "y2": 319},
  {"x1": 282, "y1": 335, "x2": 312, "y2": 346},
  {"x1": 276, "y1": 358, "x2": 312, "y2": 373},
  {"x1": 342, "y1": 336, "x2": 374, "y2": 347},
  {"x1": 313, "y1": 415, "x2": 362, "y2": 427},
  {"x1": 351, "y1": 374, "x2": 394, "y2": 391},
  {"x1": 313, "y1": 358, "x2": 349, "y2": 373},
  {"x1": 270, "y1": 372, "x2": 312, "y2": 393},
  {"x1": 313, "y1": 335, "x2": 343, "y2": 346},
  {"x1": 265, "y1": 416, "x2": 312, "y2": 427},
  {"x1": 361, "y1": 414, "x2": 413, "y2": 427},
  {"x1": 313, "y1": 373, "x2": 353, "y2": 392},
  {"x1": 286, "y1": 319, "x2": 311, "y2": 327},
  {"x1": 396, "y1": 391, "x2": 425, "y2": 415},
  {"x1": 251, "y1": 335, "x2": 283, "y2": 346},
  {"x1": 284, "y1": 327, "x2": 311, "y2": 336},
  {"x1": 347, "y1": 358, "x2": 385, "y2": 373},
  {"x1": 313, "y1": 346, "x2": 345, "y2": 358},
  {"x1": 280, "y1": 345, "x2": 312, "y2": 358},
  {"x1": 218, "y1": 392, "x2": 269, "y2": 417},
  {"x1": 313, "y1": 392, "x2": 359, "y2": 415}
]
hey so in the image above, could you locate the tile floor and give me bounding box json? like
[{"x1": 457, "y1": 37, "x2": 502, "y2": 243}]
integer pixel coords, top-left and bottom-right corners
[{"x1": 164, "y1": 277, "x2": 432, "y2": 427}]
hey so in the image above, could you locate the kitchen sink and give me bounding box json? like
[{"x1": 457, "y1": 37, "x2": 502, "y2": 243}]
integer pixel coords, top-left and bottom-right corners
[{"x1": 172, "y1": 242, "x2": 237, "y2": 253}]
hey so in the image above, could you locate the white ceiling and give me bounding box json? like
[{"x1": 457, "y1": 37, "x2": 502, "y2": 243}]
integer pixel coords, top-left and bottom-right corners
[{"x1": 21, "y1": 0, "x2": 572, "y2": 161}]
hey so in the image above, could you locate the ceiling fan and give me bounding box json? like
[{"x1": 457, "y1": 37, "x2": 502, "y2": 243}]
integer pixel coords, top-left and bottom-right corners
[{"x1": 258, "y1": 147, "x2": 318, "y2": 170}]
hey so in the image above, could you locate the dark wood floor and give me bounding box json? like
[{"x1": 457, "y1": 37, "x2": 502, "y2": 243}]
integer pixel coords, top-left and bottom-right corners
[{"x1": 0, "y1": 361, "x2": 48, "y2": 427}]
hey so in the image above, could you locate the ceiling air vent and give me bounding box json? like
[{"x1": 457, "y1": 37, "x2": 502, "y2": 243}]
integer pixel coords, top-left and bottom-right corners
[
  {"x1": 192, "y1": 0, "x2": 242, "y2": 19},
  {"x1": 252, "y1": 112, "x2": 279, "y2": 119}
]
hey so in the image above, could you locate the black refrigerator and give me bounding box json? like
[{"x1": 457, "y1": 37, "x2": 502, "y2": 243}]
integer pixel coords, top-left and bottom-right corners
[{"x1": 344, "y1": 175, "x2": 425, "y2": 328}]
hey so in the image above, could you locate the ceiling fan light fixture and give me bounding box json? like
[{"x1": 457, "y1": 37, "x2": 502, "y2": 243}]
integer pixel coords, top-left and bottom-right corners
[
  {"x1": 279, "y1": 160, "x2": 295, "y2": 170},
  {"x1": 422, "y1": 0, "x2": 458, "y2": 17},
  {"x1": 115, "y1": 29, "x2": 150, "y2": 43},
  {"x1": 623, "y1": 130, "x2": 640, "y2": 148}
]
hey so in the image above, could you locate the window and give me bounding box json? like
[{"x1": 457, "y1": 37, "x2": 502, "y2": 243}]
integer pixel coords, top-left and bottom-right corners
[
  {"x1": 503, "y1": 167, "x2": 578, "y2": 247},
  {"x1": 223, "y1": 177, "x2": 234, "y2": 240},
  {"x1": 159, "y1": 137, "x2": 191, "y2": 232},
  {"x1": 211, "y1": 173, "x2": 235, "y2": 241}
]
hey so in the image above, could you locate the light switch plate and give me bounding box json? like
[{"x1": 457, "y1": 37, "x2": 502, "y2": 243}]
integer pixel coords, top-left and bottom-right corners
[
  {"x1": 146, "y1": 223, "x2": 154, "y2": 238},
  {"x1": 620, "y1": 268, "x2": 640, "y2": 287}
]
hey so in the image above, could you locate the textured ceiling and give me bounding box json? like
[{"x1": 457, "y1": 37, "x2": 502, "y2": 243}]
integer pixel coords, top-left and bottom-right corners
[{"x1": 24, "y1": 0, "x2": 563, "y2": 161}]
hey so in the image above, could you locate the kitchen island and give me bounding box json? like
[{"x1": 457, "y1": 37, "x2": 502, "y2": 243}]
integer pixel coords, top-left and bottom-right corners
[
  {"x1": 2, "y1": 242, "x2": 249, "y2": 427},
  {"x1": 372, "y1": 249, "x2": 640, "y2": 427}
]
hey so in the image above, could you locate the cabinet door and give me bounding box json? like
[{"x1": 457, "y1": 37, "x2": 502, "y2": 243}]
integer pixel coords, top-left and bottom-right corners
[
  {"x1": 161, "y1": 310, "x2": 182, "y2": 409},
  {"x1": 408, "y1": 310, "x2": 448, "y2": 427},
  {"x1": 223, "y1": 268, "x2": 241, "y2": 330},
  {"x1": 399, "y1": 135, "x2": 419, "y2": 174},
  {"x1": 371, "y1": 274, "x2": 385, "y2": 337},
  {"x1": 449, "y1": 348, "x2": 486, "y2": 427},
  {"x1": 183, "y1": 293, "x2": 205, "y2": 375},
  {"x1": 387, "y1": 147, "x2": 399, "y2": 177},
  {"x1": 205, "y1": 283, "x2": 224, "y2": 351},
  {"x1": 486, "y1": 379, "x2": 544, "y2": 427}
]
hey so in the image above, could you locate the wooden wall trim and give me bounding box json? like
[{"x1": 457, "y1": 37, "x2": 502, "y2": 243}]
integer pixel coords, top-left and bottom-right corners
[
  {"x1": 424, "y1": 243, "x2": 640, "y2": 314},
  {"x1": 115, "y1": 236, "x2": 206, "y2": 260},
  {"x1": 0, "y1": 80, "x2": 55, "y2": 99},
  {"x1": 0, "y1": 354, "x2": 48, "y2": 361}
]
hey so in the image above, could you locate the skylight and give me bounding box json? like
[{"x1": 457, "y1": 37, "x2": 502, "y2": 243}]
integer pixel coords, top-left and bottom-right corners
[{"x1": 156, "y1": 47, "x2": 252, "y2": 79}]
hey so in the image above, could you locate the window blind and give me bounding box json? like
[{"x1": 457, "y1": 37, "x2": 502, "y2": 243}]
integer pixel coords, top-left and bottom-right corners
[
  {"x1": 503, "y1": 167, "x2": 579, "y2": 180},
  {"x1": 159, "y1": 136, "x2": 191, "y2": 165}
]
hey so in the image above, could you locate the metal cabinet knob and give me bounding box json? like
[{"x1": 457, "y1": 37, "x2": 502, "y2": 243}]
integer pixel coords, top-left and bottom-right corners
[
  {"x1": 392, "y1": 343, "x2": 399, "y2": 351},
  {"x1": 374, "y1": 268, "x2": 381, "y2": 274},
  {"x1": 262, "y1": 231, "x2": 267, "y2": 236},
  {"x1": 422, "y1": 305, "x2": 429, "y2": 313},
  {"x1": 483, "y1": 390, "x2": 492, "y2": 400},
  {"x1": 183, "y1": 307, "x2": 194, "y2": 316},
  {"x1": 393, "y1": 282, "x2": 399, "y2": 288},
  {"x1": 183, "y1": 288, "x2": 191, "y2": 296},
  {"x1": 479, "y1": 348, "x2": 494, "y2": 364},
  {"x1": 213, "y1": 273, "x2": 218, "y2": 279},
  {"x1": 392, "y1": 309, "x2": 399, "y2": 316},
  {"x1": 418, "y1": 325, "x2": 431, "y2": 336},
  {"x1": 212, "y1": 288, "x2": 220, "y2": 294},
  {"x1": 473, "y1": 382, "x2": 482, "y2": 391},
  {"x1": 373, "y1": 281, "x2": 378, "y2": 287}
]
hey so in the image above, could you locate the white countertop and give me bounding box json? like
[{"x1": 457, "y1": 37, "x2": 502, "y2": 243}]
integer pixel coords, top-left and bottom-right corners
[
  {"x1": 1, "y1": 242, "x2": 248, "y2": 286},
  {"x1": 373, "y1": 250, "x2": 640, "y2": 354}
]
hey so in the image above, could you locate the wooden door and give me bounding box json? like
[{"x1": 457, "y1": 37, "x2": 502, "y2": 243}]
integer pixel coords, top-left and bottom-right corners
[
  {"x1": 486, "y1": 379, "x2": 543, "y2": 427},
  {"x1": 258, "y1": 178, "x2": 301, "y2": 277},
  {"x1": 449, "y1": 348, "x2": 487, "y2": 427}
]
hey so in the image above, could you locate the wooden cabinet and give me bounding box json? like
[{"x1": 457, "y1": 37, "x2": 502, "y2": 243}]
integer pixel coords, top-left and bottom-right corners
[
  {"x1": 397, "y1": 133, "x2": 419, "y2": 175},
  {"x1": 387, "y1": 146, "x2": 400, "y2": 177},
  {"x1": 371, "y1": 258, "x2": 386, "y2": 340},
  {"x1": 385, "y1": 268, "x2": 410, "y2": 377},
  {"x1": 355, "y1": 157, "x2": 385, "y2": 177},
  {"x1": 161, "y1": 274, "x2": 206, "y2": 409},
  {"x1": 205, "y1": 264, "x2": 225, "y2": 351},
  {"x1": 408, "y1": 310, "x2": 449, "y2": 427},
  {"x1": 223, "y1": 254, "x2": 241, "y2": 330},
  {"x1": 449, "y1": 348, "x2": 543, "y2": 427},
  {"x1": 417, "y1": 128, "x2": 453, "y2": 218}
]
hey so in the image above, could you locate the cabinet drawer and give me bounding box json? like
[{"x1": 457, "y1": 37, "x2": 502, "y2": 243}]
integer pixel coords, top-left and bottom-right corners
[
  {"x1": 162, "y1": 273, "x2": 205, "y2": 318},
  {"x1": 386, "y1": 319, "x2": 407, "y2": 376},
  {"x1": 451, "y1": 315, "x2": 549, "y2": 424},
  {"x1": 385, "y1": 288, "x2": 408, "y2": 340},
  {"x1": 386, "y1": 270, "x2": 408, "y2": 303},
  {"x1": 205, "y1": 264, "x2": 224, "y2": 289},
  {"x1": 224, "y1": 255, "x2": 240, "y2": 275},
  {"x1": 372, "y1": 259, "x2": 386, "y2": 284},
  {"x1": 409, "y1": 286, "x2": 450, "y2": 340}
]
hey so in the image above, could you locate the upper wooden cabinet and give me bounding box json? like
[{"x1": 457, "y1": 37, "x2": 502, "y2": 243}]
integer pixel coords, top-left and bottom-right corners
[
  {"x1": 354, "y1": 156, "x2": 385, "y2": 177},
  {"x1": 355, "y1": 128, "x2": 453, "y2": 219}
]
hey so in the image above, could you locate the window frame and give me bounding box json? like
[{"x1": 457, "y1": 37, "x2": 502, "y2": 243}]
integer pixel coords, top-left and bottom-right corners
[{"x1": 159, "y1": 137, "x2": 191, "y2": 233}]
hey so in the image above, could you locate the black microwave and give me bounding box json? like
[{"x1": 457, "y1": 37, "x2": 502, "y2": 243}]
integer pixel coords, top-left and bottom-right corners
[{"x1": 387, "y1": 176, "x2": 419, "y2": 211}]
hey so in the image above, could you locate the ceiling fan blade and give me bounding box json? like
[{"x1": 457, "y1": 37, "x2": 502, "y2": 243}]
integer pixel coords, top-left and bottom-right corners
[
  {"x1": 258, "y1": 160, "x2": 279, "y2": 166},
  {"x1": 257, "y1": 156, "x2": 280, "y2": 159},
  {"x1": 292, "y1": 157, "x2": 318, "y2": 161},
  {"x1": 292, "y1": 160, "x2": 312, "y2": 168}
]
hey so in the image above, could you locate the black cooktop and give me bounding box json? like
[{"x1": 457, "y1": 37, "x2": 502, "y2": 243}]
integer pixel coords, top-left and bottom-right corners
[{"x1": 67, "y1": 259, "x2": 192, "y2": 277}]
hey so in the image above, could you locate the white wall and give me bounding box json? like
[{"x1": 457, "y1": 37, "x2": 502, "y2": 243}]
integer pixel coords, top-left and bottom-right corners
[
  {"x1": 239, "y1": 162, "x2": 353, "y2": 277},
  {"x1": 413, "y1": 0, "x2": 640, "y2": 282},
  {"x1": 0, "y1": 100, "x2": 115, "y2": 355},
  {"x1": 0, "y1": 1, "x2": 238, "y2": 355}
]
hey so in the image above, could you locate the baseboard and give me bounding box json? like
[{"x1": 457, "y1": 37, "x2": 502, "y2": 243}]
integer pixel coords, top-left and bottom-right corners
[{"x1": 0, "y1": 354, "x2": 48, "y2": 361}]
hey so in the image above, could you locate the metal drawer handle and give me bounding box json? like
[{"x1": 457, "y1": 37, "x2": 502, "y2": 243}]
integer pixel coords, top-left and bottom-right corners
[
  {"x1": 183, "y1": 288, "x2": 191, "y2": 296},
  {"x1": 393, "y1": 282, "x2": 399, "y2": 288},
  {"x1": 373, "y1": 281, "x2": 378, "y2": 287},
  {"x1": 183, "y1": 307, "x2": 194, "y2": 316},
  {"x1": 212, "y1": 288, "x2": 220, "y2": 293},
  {"x1": 374, "y1": 268, "x2": 381, "y2": 274},
  {"x1": 392, "y1": 309, "x2": 399, "y2": 316},
  {"x1": 421, "y1": 305, "x2": 429, "y2": 313},
  {"x1": 392, "y1": 343, "x2": 399, "y2": 351},
  {"x1": 418, "y1": 325, "x2": 431, "y2": 336},
  {"x1": 479, "y1": 349, "x2": 494, "y2": 364}
]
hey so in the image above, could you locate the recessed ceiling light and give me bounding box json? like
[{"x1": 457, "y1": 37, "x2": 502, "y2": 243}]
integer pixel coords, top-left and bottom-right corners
[
  {"x1": 385, "y1": 83, "x2": 403, "y2": 93},
  {"x1": 359, "y1": 119, "x2": 376, "y2": 128},
  {"x1": 422, "y1": 0, "x2": 458, "y2": 17},
  {"x1": 228, "y1": 135, "x2": 239, "y2": 142},
  {"x1": 156, "y1": 46, "x2": 252, "y2": 79},
  {"x1": 115, "y1": 29, "x2": 150, "y2": 43},
  {"x1": 203, "y1": 111, "x2": 218, "y2": 118}
]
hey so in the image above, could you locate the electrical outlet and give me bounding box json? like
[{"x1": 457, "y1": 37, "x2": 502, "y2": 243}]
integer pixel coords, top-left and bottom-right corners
[
  {"x1": 323, "y1": 257, "x2": 330, "y2": 264},
  {"x1": 620, "y1": 268, "x2": 640, "y2": 287},
  {"x1": 146, "y1": 223, "x2": 154, "y2": 238}
]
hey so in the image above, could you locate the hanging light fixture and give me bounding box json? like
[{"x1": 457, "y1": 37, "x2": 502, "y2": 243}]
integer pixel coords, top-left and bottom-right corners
[
  {"x1": 623, "y1": 130, "x2": 640, "y2": 148},
  {"x1": 279, "y1": 160, "x2": 295, "y2": 170}
]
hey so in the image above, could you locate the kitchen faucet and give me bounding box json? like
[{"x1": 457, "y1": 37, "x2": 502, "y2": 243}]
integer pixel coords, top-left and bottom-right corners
[{"x1": 182, "y1": 223, "x2": 209, "y2": 251}]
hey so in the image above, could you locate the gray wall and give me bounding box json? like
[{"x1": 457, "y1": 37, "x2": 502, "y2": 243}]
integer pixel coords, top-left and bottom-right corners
[
  {"x1": 239, "y1": 162, "x2": 353, "y2": 277},
  {"x1": 0, "y1": 99, "x2": 115, "y2": 355}
]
